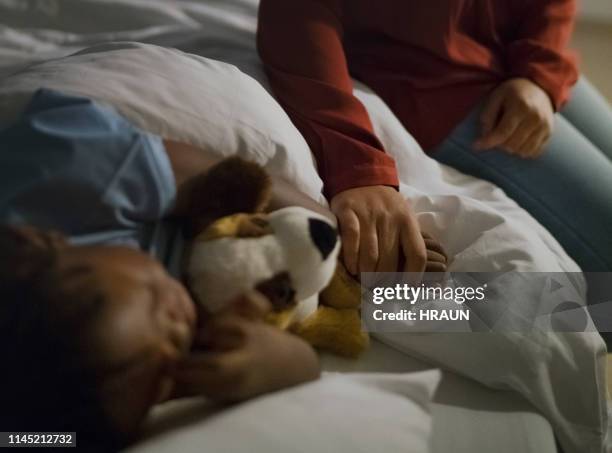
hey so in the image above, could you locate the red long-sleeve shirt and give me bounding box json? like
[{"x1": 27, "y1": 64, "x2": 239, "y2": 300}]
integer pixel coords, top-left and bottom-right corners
[{"x1": 257, "y1": 0, "x2": 578, "y2": 198}]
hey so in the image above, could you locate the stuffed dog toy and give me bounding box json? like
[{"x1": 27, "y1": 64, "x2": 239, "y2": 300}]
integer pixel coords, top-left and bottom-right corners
[{"x1": 185, "y1": 157, "x2": 368, "y2": 357}]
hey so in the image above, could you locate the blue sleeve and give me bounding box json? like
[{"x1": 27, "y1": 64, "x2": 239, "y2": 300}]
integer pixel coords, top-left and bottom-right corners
[{"x1": 0, "y1": 89, "x2": 176, "y2": 243}]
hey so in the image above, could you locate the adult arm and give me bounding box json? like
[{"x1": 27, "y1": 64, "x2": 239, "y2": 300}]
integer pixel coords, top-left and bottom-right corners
[
  {"x1": 257, "y1": 0, "x2": 398, "y2": 197},
  {"x1": 257, "y1": 0, "x2": 427, "y2": 276},
  {"x1": 477, "y1": 0, "x2": 578, "y2": 157},
  {"x1": 506, "y1": 0, "x2": 578, "y2": 110}
]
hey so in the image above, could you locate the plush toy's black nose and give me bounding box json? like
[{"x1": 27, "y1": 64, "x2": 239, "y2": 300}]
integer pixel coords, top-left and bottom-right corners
[{"x1": 308, "y1": 218, "x2": 338, "y2": 260}]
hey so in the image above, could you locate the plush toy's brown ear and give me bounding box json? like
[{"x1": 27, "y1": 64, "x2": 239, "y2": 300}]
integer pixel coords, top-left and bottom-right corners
[{"x1": 187, "y1": 157, "x2": 271, "y2": 237}]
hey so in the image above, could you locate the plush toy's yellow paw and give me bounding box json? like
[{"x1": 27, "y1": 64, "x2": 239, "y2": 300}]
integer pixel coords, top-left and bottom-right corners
[
  {"x1": 266, "y1": 308, "x2": 297, "y2": 330},
  {"x1": 320, "y1": 262, "x2": 361, "y2": 309},
  {"x1": 293, "y1": 306, "x2": 369, "y2": 358}
]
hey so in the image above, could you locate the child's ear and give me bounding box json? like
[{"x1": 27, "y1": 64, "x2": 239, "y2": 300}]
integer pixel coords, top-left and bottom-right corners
[{"x1": 187, "y1": 157, "x2": 271, "y2": 236}]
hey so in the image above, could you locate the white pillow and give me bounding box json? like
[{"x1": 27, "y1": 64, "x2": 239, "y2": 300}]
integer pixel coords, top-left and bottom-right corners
[
  {"x1": 126, "y1": 371, "x2": 440, "y2": 453},
  {"x1": 0, "y1": 41, "x2": 326, "y2": 204}
]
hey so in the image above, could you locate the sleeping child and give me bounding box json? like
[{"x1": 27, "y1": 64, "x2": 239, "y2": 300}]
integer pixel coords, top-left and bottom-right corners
[{"x1": 0, "y1": 89, "x2": 447, "y2": 450}]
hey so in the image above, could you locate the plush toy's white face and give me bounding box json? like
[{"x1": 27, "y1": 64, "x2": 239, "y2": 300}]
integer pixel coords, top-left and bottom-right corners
[{"x1": 188, "y1": 207, "x2": 340, "y2": 313}]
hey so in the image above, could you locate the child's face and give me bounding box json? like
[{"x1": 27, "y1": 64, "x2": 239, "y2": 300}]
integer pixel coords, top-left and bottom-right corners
[{"x1": 37, "y1": 231, "x2": 197, "y2": 436}]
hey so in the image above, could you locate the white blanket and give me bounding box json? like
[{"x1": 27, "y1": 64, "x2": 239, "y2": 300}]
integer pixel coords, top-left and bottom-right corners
[{"x1": 0, "y1": 1, "x2": 608, "y2": 452}]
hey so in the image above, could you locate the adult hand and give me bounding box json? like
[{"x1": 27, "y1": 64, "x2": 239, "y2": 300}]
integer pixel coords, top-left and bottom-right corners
[
  {"x1": 330, "y1": 185, "x2": 427, "y2": 276},
  {"x1": 475, "y1": 78, "x2": 554, "y2": 159}
]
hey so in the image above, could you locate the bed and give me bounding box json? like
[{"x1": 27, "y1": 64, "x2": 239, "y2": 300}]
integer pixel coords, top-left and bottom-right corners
[
  {"x1": 0, "y1": 1, "x2": 608, "y2": 452},
  {"x1": 125, "y1": 341, "x2": 557, "y2": 453}
]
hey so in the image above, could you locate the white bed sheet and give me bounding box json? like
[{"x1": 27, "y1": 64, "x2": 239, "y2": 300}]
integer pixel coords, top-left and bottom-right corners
[
  {"x1": 322, "y1": 340, "x2": 557, "y2": 453},
  {"x1": 0, "y1": 1, "x2": 607, "y2": 452}
]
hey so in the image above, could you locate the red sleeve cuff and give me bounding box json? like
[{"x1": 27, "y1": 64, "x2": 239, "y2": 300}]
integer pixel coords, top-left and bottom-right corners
[
  {"x1": 279, "y1": 104, "x2": 401, "y2": 200},
  {"x1": 514, "y1": 62, "x2": 578, "y2": 111},
  {"x1": 508, "y1": 42, "x2": 579, "y2": 111},
  {"x1": 324, "y1": 162, "x2": 399, "y2": 199}
]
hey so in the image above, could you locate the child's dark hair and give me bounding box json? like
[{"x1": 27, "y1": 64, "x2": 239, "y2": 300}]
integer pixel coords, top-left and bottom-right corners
[{"x1": 0, "y1": 225, "x2": 122, "y2": 451}]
